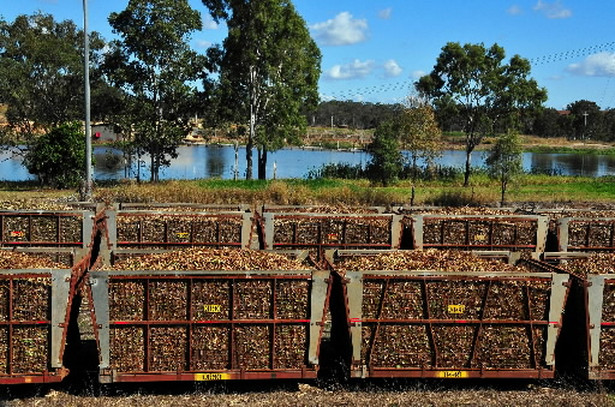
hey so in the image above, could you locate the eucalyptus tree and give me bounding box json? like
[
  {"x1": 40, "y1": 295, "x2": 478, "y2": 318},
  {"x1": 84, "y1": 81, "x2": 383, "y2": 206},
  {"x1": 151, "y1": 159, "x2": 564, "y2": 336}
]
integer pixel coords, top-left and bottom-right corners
[
  {"x1": 416, "y1": 42, "x2": 546, "y2": 186},
  {"x1": 203, "y1": 0, "x2": 321, "y2": 180},
  {"x1": 105, "y1": 0, "x2": 207, "y2": 182}
]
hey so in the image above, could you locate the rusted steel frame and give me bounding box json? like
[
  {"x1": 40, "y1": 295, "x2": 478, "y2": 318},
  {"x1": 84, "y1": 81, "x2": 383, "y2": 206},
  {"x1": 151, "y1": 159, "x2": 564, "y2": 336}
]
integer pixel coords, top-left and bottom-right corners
[
  {"x1": 275, "y1": 214, "x2": 391, "y2": 221},
  {"x1": 358, "y1": 319, "x2": 552, "y2": 326},
  {"x1": 7, "y1": 275, "x2": 14, "y2": 375},
  {"x1": 367, "y1": 279, "x2": 389, "y2": 368},
  {"x1": 84, "y1": 278, "x2": 104, "y2": 371},
  {"x1": 272, "y1": 243, "x2": 391, "y2": 249},
  {"x1": 427, "y1": 215, "x2": 540, "y2": 222},
  {"x1": 471, "y1": 280, "x2": 492, "y2": 369},
  {"x1": 0, "y1": 369, "x2": 69, "y2": 385},
  {"x1": 117, "y1": 212, "x2": 243, "y2": 219},
  {"x1": 423, "y1": 243, "x2": 536, "y2": 249},
  {"x1": 187, "y1": 278, "x2": 194, "y2": 371},
  {"x1": 1, "y1": 241, "x2": 82, "y2": 248},
  {"x1": 422, "y1": 276, "x2": 439, "y2": 366},
  {"x1": 314, "y1": 275, "x2": 332, "y2": 364},
  {"x1": 144, "y1": 278, "x2": 151, "y2": 373},
  {"x1": 0, "y1": 321, "x2": 51, "y2": 326},
  {"x1": 526, "y1": 284, "x2": 539, "y2": 368},
  {"x1": 105, "y1": 368, "x2": 318, "y2": 383},
  {"x1": 110, "y1": 319, "x2": 311, "y2": 326},
  {"x1": 583, "y1": 277, "x2": 594, "y2": 372},
  {"x1": 107, "y1": 273, "x2": 312, "y2": 281},
  {"x1": 362, "y1": 275, "x2": 549, "y2": 283},
  {"x1": 116, "y1": 241, "x2": 243, "y2": 247},
  {"x1": 566, "y1": 245, "x2": 615, "y2": 251},
  {"x1": 230, "y1": 278, "x2": 236, "y2": 370},
  {"x1": 588, "y1": 370, "x2": 615, "y2": 380},
  {"x1": 357, "y1": 368, "x2": 554, "y2": 379},
  {"x1": 271, "y1": 276, "x2": 279, "y2": 370}
]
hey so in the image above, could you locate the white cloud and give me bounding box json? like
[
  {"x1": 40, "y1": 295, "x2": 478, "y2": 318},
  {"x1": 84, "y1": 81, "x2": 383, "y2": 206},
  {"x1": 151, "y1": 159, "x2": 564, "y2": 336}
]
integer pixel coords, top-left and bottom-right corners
[
  {"x1": 533, "y1": 1, "x2": 572, "y2": 19},
  {"x1": 378, "y1": 8, "x2": 393, "y2": 20},
  {"x1": 411, "y1": 70, "x2": 426, "y2": 80},
  {"x1": 383, "y1": 59, "x2": 402, "y2": 77},
  {"x1": 567, "y1": 52, "x2": 615, "y2": 77},
  {"x1": 202, "y1": 16, "x2": 219, "y2": 30},
  {"x1": 195, "y1": 39, "x2": 213, "y2": 49},
  {"x1": 507, "y1": 5, "x2": 523, "y2": 15},
  {"x1": 325, "y1": 59, "x2": 375, "y2": 80},
  {"x1": 311, "y1": 12, "x2": 369, "y2": 46}
]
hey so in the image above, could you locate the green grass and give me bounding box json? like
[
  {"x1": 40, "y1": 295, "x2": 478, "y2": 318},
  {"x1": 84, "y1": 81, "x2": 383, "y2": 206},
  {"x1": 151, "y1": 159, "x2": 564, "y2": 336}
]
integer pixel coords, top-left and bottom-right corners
[
  {"x1": 3, "y1": 175, "x2": 615, "y2": 207},
  {"x1": 524, "y1": 145, "x2": 615, "y2": 155}
]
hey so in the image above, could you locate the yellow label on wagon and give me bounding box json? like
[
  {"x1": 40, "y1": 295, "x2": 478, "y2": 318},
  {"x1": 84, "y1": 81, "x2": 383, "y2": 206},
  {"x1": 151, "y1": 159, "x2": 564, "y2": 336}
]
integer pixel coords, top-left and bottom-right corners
[
  {"x1": 326, "y1": 233, "x2": 339, "y2": 242},
  {"x1": 474, "y1": 234, "x2": 486, "y2": 241},
  {"x1": 10, "y1": 231, "x2": 25, "y2": 237},
  {"x1": 447, "y1": 304, "x2": 466, "y2": 314},
  {"x1": 194, "y1": 373, "x2": 231, "y2": 381},
  {"x1": 176, "y1": 232, "x2": 189, "y2": 238},
  {"x1": 437, "y1": 371, "x2": 469, "y2": 379},
  {"x1": 204, "y1": 304, "x2": 222, "y2": 312}
]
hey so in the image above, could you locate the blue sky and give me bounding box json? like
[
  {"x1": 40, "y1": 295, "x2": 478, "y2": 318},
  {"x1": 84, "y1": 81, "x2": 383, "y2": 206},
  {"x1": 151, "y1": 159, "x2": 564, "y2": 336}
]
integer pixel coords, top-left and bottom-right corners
[{"x1": 2, "y1": 0, "x2": 615, "y2": 109}]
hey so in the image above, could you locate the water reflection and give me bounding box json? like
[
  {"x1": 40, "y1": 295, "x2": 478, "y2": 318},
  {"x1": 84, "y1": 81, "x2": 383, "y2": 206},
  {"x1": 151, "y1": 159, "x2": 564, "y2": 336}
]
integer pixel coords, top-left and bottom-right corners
[{"x1": 2, "y1": 145, "x2": 615, "y2": 181}]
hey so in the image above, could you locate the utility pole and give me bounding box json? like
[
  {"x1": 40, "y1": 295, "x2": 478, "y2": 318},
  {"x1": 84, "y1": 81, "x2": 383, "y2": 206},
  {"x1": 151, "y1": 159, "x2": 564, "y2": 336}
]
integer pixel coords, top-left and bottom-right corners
[
  {"x1": 583, "y1": 111, "x2": 589, "y2": 141},
  {"x1": 83, "y1": 0, "x2": 93, "y2": 200}
]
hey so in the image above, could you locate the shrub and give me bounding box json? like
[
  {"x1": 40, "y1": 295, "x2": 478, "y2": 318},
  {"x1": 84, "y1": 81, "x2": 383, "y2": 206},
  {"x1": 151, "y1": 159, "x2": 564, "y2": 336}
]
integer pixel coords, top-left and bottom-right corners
[{"x1": 24, "y1": 122, "x2": 87, "y2": 189}]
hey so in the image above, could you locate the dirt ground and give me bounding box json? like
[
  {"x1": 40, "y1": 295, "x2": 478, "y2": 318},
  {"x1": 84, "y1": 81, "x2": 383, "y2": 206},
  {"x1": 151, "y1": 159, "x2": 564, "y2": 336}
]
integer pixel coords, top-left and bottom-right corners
[{"x1": 2, "y1": 380, "x2": 615, "y2": 407}]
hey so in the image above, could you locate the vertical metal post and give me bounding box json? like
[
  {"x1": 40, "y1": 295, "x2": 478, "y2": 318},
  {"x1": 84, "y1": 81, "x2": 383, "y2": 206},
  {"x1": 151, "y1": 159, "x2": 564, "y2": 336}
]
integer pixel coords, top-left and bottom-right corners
[{"x1": 83, "y1": 0, "x2": 93, "y2": 200}]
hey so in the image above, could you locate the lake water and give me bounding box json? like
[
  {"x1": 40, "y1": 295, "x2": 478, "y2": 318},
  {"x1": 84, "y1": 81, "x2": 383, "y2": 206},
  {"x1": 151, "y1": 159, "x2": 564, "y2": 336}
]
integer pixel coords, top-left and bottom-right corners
[{"x1": 2, "y1": 144, "x2": 615, "y2": 181}]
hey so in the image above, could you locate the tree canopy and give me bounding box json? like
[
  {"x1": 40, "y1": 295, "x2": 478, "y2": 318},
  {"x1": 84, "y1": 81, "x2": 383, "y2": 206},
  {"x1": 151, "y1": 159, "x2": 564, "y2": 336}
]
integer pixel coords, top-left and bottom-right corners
[
  {"x1": 105, "y1": 0, "x2": 207, "y2": 182},
  {"x1": 0, "y1": 12, "x2": 107, "y2": 139},
  {"x1": 416, "y1": 42, "x2": 546, "y2": 186},
  {"x1": 203, "y1": 0, "x2": 321, "y2": 180}
]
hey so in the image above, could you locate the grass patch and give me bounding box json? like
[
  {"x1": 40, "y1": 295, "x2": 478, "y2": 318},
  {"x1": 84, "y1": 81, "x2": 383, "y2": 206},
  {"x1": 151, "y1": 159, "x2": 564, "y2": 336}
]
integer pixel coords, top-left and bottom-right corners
[{"x1": 1, "y1": 175, "x2": 615, "y2": 207}]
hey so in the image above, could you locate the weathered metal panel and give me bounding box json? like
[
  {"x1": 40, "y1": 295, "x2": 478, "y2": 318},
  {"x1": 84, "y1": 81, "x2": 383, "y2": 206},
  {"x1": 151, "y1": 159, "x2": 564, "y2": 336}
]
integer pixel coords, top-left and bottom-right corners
[
  {"x1": 87, "y1": 269, "x2": 330, "y2": 383},
  {"x1": 339, "y1": 268, "x2": 569, "y2": 379}
]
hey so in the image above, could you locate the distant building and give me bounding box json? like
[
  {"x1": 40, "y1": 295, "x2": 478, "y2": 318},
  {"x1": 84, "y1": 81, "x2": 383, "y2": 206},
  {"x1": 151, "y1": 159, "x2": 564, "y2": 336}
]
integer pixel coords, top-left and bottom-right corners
[{"x1": 91, "y1": 124, "x2": 120, "y2": 143}]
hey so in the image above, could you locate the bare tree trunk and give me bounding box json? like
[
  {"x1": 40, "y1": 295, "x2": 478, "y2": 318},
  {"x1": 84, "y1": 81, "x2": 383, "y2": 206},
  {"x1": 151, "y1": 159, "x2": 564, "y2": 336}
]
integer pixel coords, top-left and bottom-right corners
[
  {"x1": 463, "y1": 149, "x2": 472, "y2": 187},
  {"x1": 501, "y1": 180, "x2": 507, "y2": 206},
  {"x1": 258, "y1": 147, "x2": 267, "y2": 180}
]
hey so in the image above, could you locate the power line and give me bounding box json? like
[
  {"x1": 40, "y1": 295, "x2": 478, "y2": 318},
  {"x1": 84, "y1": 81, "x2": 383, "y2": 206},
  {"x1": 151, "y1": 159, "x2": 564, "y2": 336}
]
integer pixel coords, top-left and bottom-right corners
[{"x1": 323, "y1": 40, "x2": 615, "y2": 101}]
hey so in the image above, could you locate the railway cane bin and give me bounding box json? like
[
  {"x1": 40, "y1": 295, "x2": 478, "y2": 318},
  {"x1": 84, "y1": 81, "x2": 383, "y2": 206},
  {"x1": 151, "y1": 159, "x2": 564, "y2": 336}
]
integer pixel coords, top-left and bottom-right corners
[
  {"x1": 408, "y1": 214, "x2": 548, "y2": 252},
  {"x1": 105, "y1": 209, "x2": 256, "y2": 252},
  {"x1": 260, "y1": 212, "x2": 403, "y2": 260},
  {"x1": 557, "y1": 217, "x2": 615, "y2": 252},
  {"x1": 0, "y1": 210, "x2": 94, "y2": 250},
  {"x1": 331, "y1": 250, "x2": 570, "y2": 379},
  {"x1": 84, "y1": 248, "x2": 331, "y2": 383},
  {"x1": 0, "y1": 266, "x2": 75, "y2": 384},
  {"x1": 549, "y1": 252, "x2": 615, "y2": 379}
]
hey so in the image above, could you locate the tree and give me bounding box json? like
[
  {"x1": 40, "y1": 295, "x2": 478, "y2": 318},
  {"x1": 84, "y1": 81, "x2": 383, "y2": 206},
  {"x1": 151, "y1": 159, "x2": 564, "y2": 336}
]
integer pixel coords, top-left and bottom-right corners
[
  {"x1": 0, "y1": 13, "x2": 107, "y2": 140},
  {"x1": 203, "y1": 0, "x2": 321, "y2": 180},
  {"x1": 24, "y1": 122, "x2": 87, "y2": 188},
  {"x1": 566, "y1": 100, "x2": 605, "y2": 141},
  {"x1": 486, "y1": 130, "x2": 523, "y2": 206},
  {"x1": 105, "y1": 0, "x2": 207, "y2": 182},
  {"x1": 416, "y1": 42, "x2": 546, "y2": 187},
  {"x1": 398, "y1": 101, "x2": 442, "y2": 180},
  {"x1": 366, "y1": 120, "x2": 404, "y2": 186}
]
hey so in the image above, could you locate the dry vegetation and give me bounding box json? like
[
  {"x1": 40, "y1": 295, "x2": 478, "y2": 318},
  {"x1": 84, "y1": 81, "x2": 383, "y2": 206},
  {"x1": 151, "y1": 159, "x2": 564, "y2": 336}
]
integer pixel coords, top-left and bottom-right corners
[{"x1": 3, "y1": 384, "x2": 615, "y2": 407}]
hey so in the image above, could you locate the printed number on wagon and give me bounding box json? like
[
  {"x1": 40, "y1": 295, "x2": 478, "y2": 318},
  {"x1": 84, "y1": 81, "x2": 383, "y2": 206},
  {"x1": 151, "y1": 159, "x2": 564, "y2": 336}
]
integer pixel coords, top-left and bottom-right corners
[
  {"x1": 447, "y1": 304, "x2": 466, "y2": 314},
  {"x1": 204, "y1": 304, "x2": 221, "y2": 312},
  {"x1": 194, "y1": 373, "x2": 230, "y2": 381}
]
